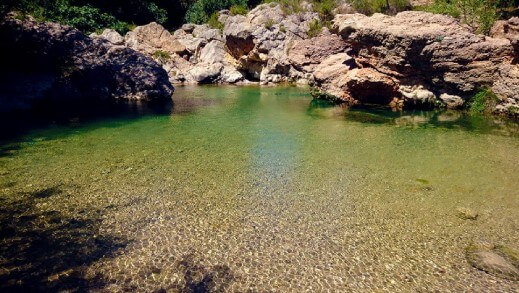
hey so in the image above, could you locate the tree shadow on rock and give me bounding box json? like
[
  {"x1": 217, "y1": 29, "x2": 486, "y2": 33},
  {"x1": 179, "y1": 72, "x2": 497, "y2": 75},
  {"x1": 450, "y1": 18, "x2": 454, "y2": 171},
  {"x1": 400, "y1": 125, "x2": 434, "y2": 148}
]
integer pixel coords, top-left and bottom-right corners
[{"x1": 0, "y1": 185, "x2": 127, "y2": 292}]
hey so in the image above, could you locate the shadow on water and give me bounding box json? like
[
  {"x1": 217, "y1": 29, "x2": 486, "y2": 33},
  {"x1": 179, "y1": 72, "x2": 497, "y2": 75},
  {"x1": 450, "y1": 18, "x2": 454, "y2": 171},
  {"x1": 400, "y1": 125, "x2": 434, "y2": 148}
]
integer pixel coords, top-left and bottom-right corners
[
  {"x1": 307, "y1": 100, "x2": 519, "y2": 136},
  {"x1": 0, "y1": 99, "x2": 174, "y2": 144},
  {"x1": 0, "y1": 85, "x2": 241, "y2": 148},
  {"x1": 0, "y1": 185, "x2": 127, "y2": 292},
  {"x1": 176, "y1": 254, "x2": 234, "y2": 293}
]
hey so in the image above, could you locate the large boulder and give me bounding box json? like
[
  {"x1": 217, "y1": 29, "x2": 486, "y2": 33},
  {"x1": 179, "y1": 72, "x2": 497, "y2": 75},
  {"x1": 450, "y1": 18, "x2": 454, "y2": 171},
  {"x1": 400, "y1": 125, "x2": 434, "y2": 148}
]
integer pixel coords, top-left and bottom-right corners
[
  {"x1": 0, "y1": 15, "x2": 174, "y2": 112},
  {"x1": 332, "y1": 12, "x2": 514, "y2": 93},
  {"x1": 326, "y1": 11, "x2": 519, "y2": 114},
  {"x1": 90, "y1": 29, "x2": 124, "y2": 45},
  {"x1": 288, "y1": 31, "x2": 348, "y2": 73},
  {"x1": 311, "y1": 53, "x2": 355, "y2": 102},
  {"x1": 343, "y1": 68, "x2": 399, "y2": 104},
  {"x1": 125, "y1": 22, "x2": 186, "y2": 55}
]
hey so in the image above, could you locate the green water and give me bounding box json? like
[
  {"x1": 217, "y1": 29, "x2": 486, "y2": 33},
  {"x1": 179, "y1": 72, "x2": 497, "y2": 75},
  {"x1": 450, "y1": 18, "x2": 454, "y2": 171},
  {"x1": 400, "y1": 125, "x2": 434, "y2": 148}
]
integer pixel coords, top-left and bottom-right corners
[{"x1": 1, "y1": 86, "x2": 518, "y2": 291}]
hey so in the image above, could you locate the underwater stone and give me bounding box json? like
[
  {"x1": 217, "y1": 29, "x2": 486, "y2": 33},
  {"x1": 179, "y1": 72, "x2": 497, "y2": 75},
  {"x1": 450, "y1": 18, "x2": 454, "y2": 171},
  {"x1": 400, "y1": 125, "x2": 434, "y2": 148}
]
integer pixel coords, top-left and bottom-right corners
[
  {"x1": 456, "y1": 207, "x2": 478, "y2": 220},
  {"x1": 466, "y1": 243, "x2": 519, "y2": 281}
]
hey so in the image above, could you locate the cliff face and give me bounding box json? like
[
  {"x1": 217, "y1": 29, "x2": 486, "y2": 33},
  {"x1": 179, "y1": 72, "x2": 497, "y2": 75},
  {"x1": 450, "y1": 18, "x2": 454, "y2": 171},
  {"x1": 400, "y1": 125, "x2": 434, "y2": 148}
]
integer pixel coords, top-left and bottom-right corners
[{"x1": 0, "y1": 15, "x2": 174, "y2": 112}]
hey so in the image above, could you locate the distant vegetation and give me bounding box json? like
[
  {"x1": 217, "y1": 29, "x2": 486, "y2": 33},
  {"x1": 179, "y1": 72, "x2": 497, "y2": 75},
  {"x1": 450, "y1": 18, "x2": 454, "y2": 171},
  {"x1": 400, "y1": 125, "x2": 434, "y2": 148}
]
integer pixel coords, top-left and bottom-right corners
[
  {"x1": 1, "y1": 0, "x2": 192, "y2": 33},
  {"x1": 1, "y1": 0, "x2": 517, "y2": 35},
  {"x1": 352, "y1": 0, "x2": 410, "y2": 15},
  {"x1": 185, "y1": 0, "x2": 248, "y2": 24},
  {"x1": 417, "y1": 0, "x2": 519, "y2": 34}
]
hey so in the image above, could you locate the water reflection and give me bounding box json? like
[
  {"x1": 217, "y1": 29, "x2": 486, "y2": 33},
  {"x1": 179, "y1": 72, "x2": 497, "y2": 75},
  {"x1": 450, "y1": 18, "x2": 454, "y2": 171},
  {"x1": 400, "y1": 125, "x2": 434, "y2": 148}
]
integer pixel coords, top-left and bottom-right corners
[{"x1": 307, "y1": 100, "x2": 519, "y2": 136}]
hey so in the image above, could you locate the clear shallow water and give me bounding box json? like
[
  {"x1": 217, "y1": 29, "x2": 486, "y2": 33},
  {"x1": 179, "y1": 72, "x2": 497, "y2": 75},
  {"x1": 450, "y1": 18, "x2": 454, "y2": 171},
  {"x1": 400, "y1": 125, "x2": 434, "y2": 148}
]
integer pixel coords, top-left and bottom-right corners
[{"x1": 0, "y1": 86, "x2": 518, "y2": 291}]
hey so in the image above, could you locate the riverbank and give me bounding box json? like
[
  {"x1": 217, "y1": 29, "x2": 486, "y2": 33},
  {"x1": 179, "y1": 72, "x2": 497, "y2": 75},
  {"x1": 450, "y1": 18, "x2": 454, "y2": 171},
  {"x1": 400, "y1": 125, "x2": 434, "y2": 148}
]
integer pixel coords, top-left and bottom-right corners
[
  {"x1": 1, "y1": 5, "x2": 518, "y2": 119},
  {"x1": 93, "y1": 5, "x2": 518, "y2": 119}
]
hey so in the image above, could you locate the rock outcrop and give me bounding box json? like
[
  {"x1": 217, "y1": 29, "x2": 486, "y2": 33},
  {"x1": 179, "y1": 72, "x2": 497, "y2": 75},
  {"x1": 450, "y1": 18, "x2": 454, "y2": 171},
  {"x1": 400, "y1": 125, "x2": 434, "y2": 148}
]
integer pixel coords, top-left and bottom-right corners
[
  {"x1": 313, "y1": 11, "x2": 519, "y2": 116},
  {"x1": 88, "y1": 7, "x2": 519, "y2": 118},
  {"x1": 0, "y1": 15, "x2": 174, "y2": 112},
  {"x1": 101, "y1": 3, "x2": 320, "y2": 85}
]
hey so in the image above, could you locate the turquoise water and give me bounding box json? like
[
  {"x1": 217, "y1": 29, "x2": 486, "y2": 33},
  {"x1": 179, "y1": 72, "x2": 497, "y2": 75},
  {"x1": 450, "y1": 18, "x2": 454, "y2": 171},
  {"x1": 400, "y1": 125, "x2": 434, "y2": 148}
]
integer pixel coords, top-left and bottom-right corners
[{"x1": 0, "y1": 86, "x2": 518, "y2": 291}]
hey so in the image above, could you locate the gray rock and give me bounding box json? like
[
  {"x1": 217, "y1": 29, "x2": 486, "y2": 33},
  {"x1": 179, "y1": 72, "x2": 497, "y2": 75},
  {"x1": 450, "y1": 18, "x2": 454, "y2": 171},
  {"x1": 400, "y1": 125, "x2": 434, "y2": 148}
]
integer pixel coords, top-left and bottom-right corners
[
  {"x1": 439, "y1": 93, "x2": 464, "y2": 109},
  {"x1": 399, "y1": 85, "x2": 437, "y2": 107},
  {"x1": 199, "y1": 40, "x2": 227, "y2": 64},
  {"x1": 96, "y1": 29, "x2": 124, "y2": 45},
  {"x1": 189, "y1": 63, "x2": 224, "y2": 83},
  {"x1": 221, "y1": 67, "x2": 244, "y2": 83},
  {"x1": 181, "y1": 23, "x2": 195, "y2": 33},
  {"x1": 466, "y1": 243, "x2": 519, "y2": 280},
  {"x1": 125, "y1": 22, "x2": 186, "y2": 55},
  {"x1": 456, "y1": 207, "x2": 478, "y2": 220}
]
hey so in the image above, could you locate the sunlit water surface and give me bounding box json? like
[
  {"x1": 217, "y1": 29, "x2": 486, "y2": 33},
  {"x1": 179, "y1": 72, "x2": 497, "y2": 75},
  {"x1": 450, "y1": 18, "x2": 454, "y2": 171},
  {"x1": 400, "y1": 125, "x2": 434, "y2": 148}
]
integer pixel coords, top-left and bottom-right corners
[{"x1": 1, "y1": 86, "x2": 518, "y2": 291}]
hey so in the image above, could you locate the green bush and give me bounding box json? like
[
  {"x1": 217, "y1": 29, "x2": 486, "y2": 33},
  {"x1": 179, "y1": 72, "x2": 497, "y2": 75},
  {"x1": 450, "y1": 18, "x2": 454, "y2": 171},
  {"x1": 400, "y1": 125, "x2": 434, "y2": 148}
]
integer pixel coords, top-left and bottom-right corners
[
  {"x1": 185, "y1": 0, "x2": 247, "y2": 24},
  {"x1": 7, "y1": 0, "x2": 132, "y2": 34},
  {"x1": 152, "y1": 50, "x2": 171, "y2": 60},
  {"x1": 313, "y1": 0, "x2": 336, "y2": 22},
  {"x1": 307, "y1": 19, "x2": 322, "y2": 37},
  {"x1": 265, "y1": 18, "x2": 275, "y2": 29},
  {"x1": 230, "y1": 4, "x2": 248, "y2": 15},
  {"x1": 146, "y1": 2, "x2": 168, "y2": 24},
  {"x1": 207, "y1": 11, "x2": 224, "y2": 30},
  {"x1": 56, "y1": 4, "x2": 130, "y2": 34},
  {"x1": 353, "y1": 0, "x2": 410, "y2": 15},
  {"x1": 418, "y1": 0, "x2": 499, "y2": 34},
  {"x1": 469, "y1": 89, "x2": 499, "y2": 115},
  {"x1": 262, "y1": 0, "x2": 303, "y2": 14}
]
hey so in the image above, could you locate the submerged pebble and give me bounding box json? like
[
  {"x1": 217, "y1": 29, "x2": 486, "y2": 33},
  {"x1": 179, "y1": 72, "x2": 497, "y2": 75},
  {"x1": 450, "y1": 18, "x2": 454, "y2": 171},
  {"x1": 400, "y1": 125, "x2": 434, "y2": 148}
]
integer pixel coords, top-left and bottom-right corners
[{"x1": 456, "y1": 207, "x2": 478, "y2": 220}]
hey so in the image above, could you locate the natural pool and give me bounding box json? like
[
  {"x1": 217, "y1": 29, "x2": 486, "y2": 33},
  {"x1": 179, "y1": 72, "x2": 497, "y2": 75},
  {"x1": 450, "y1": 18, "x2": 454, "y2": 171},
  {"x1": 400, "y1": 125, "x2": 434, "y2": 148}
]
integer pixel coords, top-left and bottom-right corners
[{"x1": 0, "y1": 86, "x2": 518, "y2": 291}]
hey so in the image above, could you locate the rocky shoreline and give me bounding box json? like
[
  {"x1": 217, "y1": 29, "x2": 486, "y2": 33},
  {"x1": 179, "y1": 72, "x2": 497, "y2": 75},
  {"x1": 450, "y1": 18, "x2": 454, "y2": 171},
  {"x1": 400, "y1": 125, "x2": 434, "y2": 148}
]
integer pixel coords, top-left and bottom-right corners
[
  {"x1": 90, "y1": 4, "x2": 518, "y2": 118},
  {"x1": 1, "y1": 4, "x2": 518, "y2": 118},
  {"x1": 0, "y1": 14, "x2": 174, "y2": 113}
]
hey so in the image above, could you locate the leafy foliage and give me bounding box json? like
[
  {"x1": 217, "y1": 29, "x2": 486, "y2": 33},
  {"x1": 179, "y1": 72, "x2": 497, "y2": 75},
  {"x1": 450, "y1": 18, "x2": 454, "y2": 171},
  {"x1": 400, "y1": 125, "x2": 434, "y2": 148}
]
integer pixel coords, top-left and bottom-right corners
[
  {"x1": 307, "y1": 19, "x2": 323, "y2": 37},
  {"x1": 265, "y1": 18, "x2": 275, "y2": 29},
  {"x1": 185, "y1": 0, "x2": 248, "y2": 24},
  {"x1": 230, "y1": 4, "x2": 249, "y2": 15},
  {"x1": 416, "y1": 0, "x2": 516, "y2": 34},
  {"x1": 207, "y1": 11, "x2": 224, "y2": 31},
  {"x1": 3, "y1": 0, "x2": 186, "y2": 32},
  {"x1": 352, "y1": 0, "x2": 410, "y2": 15},
  {"x1": 469, "y1": 89, "x2": 499, "y2": 115},
  {"x1": 152, "y1": 50, "x2": 171, "y2": 60}
]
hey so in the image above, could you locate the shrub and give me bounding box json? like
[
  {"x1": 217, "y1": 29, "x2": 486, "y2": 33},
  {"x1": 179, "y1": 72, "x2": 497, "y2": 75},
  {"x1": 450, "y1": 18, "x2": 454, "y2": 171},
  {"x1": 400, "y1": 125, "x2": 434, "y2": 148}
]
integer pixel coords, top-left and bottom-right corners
[
  {"x1": 7, "y1": 0, "x2": 132, "y2": 34},
  {"x1": 207, "y1": 11, "x2": 224, "y2": 30},
  {"x1": 418, "y1": 0, "x2": 499, "y2": 34},
  {"x1": 352, "y1": 0, "x2": 410, "y2": 15},
  {"x1": 313, "y1": 0, "x2": 336, "y2": 22},
  {"x1": 146, "y1": 2, "x2": 168, "y2": 24},
  {"x1": 469, "y1": 89, "x2": 499, "y2": 115},
  {"x1": 307, "y1": 19, "x2": 322, "y2": 38},
  {"x1": 262, "y1": 0, "x2": 303, "y2": 15},
  {"x1": 265, "y1": 18, "x2": 275, "y2": 29},
  {"x1": 185, "y1": 0, "x2": 247, "y2": 24},
  {"x1": 152, "y1": 50, "x2": 171, "y2": 60},
  {"x1": 230, "y1": 4, "x2": 248, "y2": 15}
]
